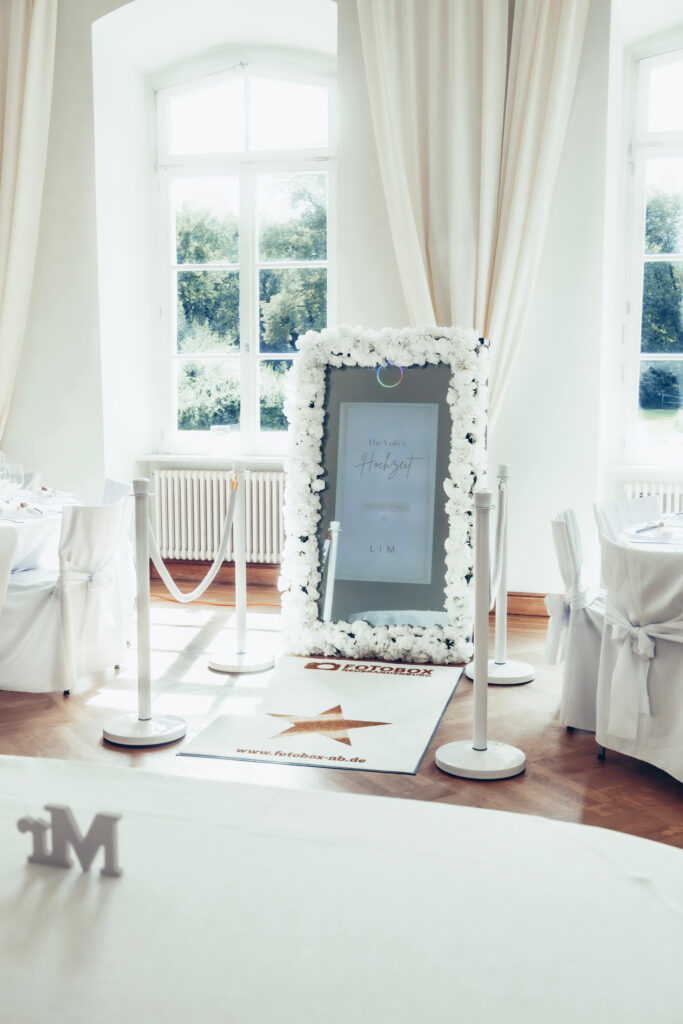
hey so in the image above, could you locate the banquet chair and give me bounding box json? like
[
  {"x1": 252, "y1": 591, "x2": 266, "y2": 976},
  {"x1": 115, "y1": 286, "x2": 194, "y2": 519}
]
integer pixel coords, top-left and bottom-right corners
[
  {"x1": 597, "y1": 536, "x2": 683, "y2": 784},
  {"x1": 545, "y1": 509, "x2": 605, "y2": 731},
  {"x1": 0, "y1": 528, "x2": 18, "y2": 614},
  {"x1": 99, "y1": 478, "x2": 131, "y2": 507},
  {"x1": 0, "y1": 501, "x2": 128, "y2": 693},
  {"x1": 593, "y1": 496, "x2": 662, "y2": 542}
]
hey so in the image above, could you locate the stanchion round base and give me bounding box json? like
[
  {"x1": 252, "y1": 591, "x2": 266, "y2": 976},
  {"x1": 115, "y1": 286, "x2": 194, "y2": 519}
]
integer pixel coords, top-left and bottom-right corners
[
  {"x1": 208, "y1": 649, "x2": 275, "y2": 675},
  {"x1": 465, "y1": 659, "x2": 535, "y2": 685},
  {"x1": 103, "y1": 715, "x2": 187, "y2": 747},
  {"x1": 435, "y1": 740, "x2": 526, "y2": 780}
]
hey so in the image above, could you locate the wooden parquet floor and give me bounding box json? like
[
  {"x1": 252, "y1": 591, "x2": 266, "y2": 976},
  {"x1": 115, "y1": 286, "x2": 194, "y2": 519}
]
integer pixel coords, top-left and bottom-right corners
[{"x1": 1, "y1": 582, "x2": 681, "y2": 848}]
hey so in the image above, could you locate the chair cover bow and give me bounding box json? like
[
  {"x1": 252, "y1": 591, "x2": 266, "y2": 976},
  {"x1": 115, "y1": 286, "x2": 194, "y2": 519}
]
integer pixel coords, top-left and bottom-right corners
[
  {"x1": 58, "y1": 560, "x2": 116, "y2": 592},
  {"x1": 544, "y1": 594, "x2": 569, "y2": 664},
  {"x1": 604, "y1": 602, "x2": 672, "y2": 740},
  {"x1": 57, "y1": 557, "x2": 119, "y2": 683},
  {"x1": 544, "y1": 585, "x2": 596, "y2": 665},
  {"x1": 610, "y1": 623, "x2": 655, "y2": 662}
]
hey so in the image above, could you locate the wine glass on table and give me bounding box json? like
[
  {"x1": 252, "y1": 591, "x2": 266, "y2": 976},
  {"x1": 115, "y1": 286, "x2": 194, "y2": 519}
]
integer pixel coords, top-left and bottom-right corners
[{"x1": 5, "y1": 464, "x2": 24, "y2": 500}]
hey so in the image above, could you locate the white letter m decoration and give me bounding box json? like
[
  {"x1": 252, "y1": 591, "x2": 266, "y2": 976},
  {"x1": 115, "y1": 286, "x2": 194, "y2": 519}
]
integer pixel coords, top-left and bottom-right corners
[{"x1": 17, "y1": 805, "x2": 122, "y2": 878}]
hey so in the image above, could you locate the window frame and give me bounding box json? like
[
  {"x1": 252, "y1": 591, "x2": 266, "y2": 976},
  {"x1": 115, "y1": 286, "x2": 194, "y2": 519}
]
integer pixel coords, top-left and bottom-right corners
[
  {"x1": 156, "y1": 61, "x2": 336, "y2": 456},
  {"x1": 623, "y1": 47, "x2": 683, "y2": 464}
]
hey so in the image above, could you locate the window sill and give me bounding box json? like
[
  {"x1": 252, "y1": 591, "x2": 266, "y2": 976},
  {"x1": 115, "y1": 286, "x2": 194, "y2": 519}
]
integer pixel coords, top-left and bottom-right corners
[
  {"x1": 605, "y1": 463, "x2": 683, "y2": 482},
  {"x1": 137, "y1": 452, "x2": 285, "y2": 470}
]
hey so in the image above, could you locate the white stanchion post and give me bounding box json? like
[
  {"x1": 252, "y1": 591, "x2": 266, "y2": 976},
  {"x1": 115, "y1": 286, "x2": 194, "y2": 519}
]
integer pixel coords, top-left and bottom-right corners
[
  {"x1": 322, "y1": 521, "x2": 341, "y2": 622},
  {"x1": 234, "y1": 466, "x2": 248, "y2": 654},
  {"x1": 435, "y1": 489, "x2": 526, "y2": 780},
  {"x1": 103, "y1": 478, "x2": 187, "y2": 747},
  {"x1": 465, "y1": 464, "x2": 534, "y2": 686},
  {"x1": 208, "y1": 464, "x2": 275, "y2": 675}
]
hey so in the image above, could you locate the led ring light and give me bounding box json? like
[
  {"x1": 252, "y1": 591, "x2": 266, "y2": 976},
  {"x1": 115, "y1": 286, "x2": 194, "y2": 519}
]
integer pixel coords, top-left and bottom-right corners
[{"x1": 376, "y1": 361, "x2": 404, "y2": 389}]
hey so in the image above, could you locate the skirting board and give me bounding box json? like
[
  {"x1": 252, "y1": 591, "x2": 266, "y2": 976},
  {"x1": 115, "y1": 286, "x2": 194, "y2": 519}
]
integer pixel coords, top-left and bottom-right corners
[
  {"x1": 505, "y1": 592, "x2": 549, "y2": 617},
  {"x1": 149, "y1": 560, "x2": 280, "y2": 588},
  {"x1": 148, "y1": 562, "x2": 549, "y2": 618}
]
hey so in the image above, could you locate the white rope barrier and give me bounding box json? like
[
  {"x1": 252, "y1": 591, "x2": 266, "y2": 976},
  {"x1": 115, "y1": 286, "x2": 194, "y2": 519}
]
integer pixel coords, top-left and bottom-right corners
[
  {"x1": 103, "y1": 478, "x2": 188, "y2": 748},
  {"x1": 322, "y1": 521, "x2": 341, "y2": 623},
  {"x1": 466, "y1": 464, "x2": 535, "y2": 686},
  {"x1": 147, "y1": 486, "x2": 237, "y2": 604},
  {"x1": 489, "y1": 478, "x2": 507, "y2": 611},
  {"x1": 435, "y1": 488, "x2": 526, "y2": 780},
  {"x1": 103, "y1": 473, "x2": 271, "y2": 748}
]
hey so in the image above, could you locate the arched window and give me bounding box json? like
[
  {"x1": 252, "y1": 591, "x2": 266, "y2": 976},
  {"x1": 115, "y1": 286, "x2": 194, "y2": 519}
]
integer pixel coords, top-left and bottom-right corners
[
  {"x1": 626, "y1": 49, "x2": 683, "y2": 463},
  {"x1": 157, "y1": 62, "x2": 334, "y2": 452}
]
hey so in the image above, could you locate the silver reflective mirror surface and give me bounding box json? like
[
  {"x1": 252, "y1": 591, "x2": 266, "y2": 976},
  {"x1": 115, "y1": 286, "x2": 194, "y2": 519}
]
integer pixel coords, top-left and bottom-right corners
[{"x1": 317, "y1": 364, "x2": 451, "y2": 628}]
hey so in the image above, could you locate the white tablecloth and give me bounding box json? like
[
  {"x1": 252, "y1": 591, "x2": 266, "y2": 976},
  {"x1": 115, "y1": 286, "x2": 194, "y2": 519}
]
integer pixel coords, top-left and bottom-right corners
[
  {"x1": 0, "y1": 512, "x2": 62, "y2": 571},
  {"x1": 620, "y1": 515, "x2": 683, "y2": 552},
  {"x1": 0, "y1": 492, "x2": 76, "y2": 571},
  {"x1": 0, "y1": 756, "x2": 681, "y2": 1023}
]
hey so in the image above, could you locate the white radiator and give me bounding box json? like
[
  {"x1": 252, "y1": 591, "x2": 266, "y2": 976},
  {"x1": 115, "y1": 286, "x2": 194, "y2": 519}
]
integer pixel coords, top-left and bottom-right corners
[
  {"x1": 152, "y1": 469, "x2": 285, "y2": 563},
  {"x1": 622, "y1": 479, "x2": 683, "y2": 514}
]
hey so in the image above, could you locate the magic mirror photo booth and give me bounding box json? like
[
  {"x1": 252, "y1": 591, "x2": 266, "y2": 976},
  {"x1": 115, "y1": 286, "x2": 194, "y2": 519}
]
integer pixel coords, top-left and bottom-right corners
[{"x1": 3, "y1": 326, "x2": 683, "y2": 1023}]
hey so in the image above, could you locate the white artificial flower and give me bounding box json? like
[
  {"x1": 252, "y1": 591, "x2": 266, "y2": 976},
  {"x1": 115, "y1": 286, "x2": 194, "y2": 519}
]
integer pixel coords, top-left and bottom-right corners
[{"x1": 279, "y1": 325, "x2": 487, "y2": 663}]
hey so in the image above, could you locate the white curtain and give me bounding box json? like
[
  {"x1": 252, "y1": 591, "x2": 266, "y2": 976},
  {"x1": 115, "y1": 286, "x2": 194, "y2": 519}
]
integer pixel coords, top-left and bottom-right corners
[
  {"x1": 357, "y1": 0, "x2": 589, "y2": 423},
  {"x1": 0, "y1": 0, "x2": 58, "y2": 440}
]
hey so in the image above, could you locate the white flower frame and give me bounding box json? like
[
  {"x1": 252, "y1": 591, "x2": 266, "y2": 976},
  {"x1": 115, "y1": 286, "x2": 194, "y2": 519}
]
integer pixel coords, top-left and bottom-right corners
[{"x1": 279, "y1": 325, "x2": 488, "y2": 664}]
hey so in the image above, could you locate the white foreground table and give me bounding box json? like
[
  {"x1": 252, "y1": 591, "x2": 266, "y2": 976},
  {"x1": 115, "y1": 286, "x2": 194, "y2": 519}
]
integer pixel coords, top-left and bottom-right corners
[{"x1": 1, "y1": 756, "x2": 681, "y2": 1023}]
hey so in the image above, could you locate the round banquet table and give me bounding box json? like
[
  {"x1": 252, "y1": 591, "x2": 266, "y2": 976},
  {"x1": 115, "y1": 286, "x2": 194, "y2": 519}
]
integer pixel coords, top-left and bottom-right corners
[
  {"x1": 0, "y1": 756, "x2": 681, "y2": 1023},
  {"x1": 0, "y1": 509, "x2": 63, "y2": 571},
  {"x1": 620, "y1": 515, "x2": 683, "y2": 551}
]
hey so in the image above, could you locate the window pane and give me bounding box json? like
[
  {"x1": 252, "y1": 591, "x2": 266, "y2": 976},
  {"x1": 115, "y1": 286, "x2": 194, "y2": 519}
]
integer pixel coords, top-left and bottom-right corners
[
  {"x1": 258, "y1": 173, "x2": 327, "y2": 261},
  {"x1": 249, "y1": 78, "x2": 328, "y2": 150},
  {"x1": 647, "y1": 59, "x2": 683, "y2": 134},
  {"x1": 260, "y1": 359, "x2": 291, "y2": 431},
  {"x1": 637, "y1": 359, "x2": 683, "y2": 460},
  {"x1": 177, "y1": 270, "x2": 239, "y2": 352},
  {"x1": 167, "y1": 79, "x2": 245, "y2": 155},
  {"x1": 259, "y1": 268, "x2": 326, "y2": 353},
  {"x1": 173, "y1": 177, "x2": 239, "y2": 264},
  {"x1": 177, "y1": 360, "x2": 240, "y2": 432},
  {"x1": 641, "y1": 262, "x2": 683, "y2": 353},
  {"x1": 645, "y1": 160, "x2": 683, "y2": 255}
]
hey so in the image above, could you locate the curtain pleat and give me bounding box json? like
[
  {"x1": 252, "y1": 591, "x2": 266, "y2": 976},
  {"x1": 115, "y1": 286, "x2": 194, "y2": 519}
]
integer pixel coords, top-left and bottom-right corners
[
  {"x1": 357, "y1": 0, "x2": 589, "y2": 425},
  {"x1": 0, "y1": 0, "x2": 58, "y2": 440}
]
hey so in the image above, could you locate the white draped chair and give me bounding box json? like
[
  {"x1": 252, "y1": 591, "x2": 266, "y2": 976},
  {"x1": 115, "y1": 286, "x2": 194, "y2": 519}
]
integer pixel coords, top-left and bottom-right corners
[
  {"x1": 545, "y1": 509, "x2": 605, "y2": 731},
  {"x1": 0, "y1": 501, "x2": 129, "y2": 693},
  {"x1": 0, "y1": 528, "x2": 18, "y2": 613},
  {"x1": 99, "y1": 478, "x2": 131, "y2": 506},
  {"x1": 593, "y1": 496, "x2": 662, "y2": 542},
  {"x1": 597, "y1": 536, "x2": 683, "y2": 783}
]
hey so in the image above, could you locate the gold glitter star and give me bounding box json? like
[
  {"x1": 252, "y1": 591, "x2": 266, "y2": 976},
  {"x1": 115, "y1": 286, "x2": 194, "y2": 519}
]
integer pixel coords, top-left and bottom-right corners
[{"x1": 267, "y1": 704, "x2": 390, "y2": 746}]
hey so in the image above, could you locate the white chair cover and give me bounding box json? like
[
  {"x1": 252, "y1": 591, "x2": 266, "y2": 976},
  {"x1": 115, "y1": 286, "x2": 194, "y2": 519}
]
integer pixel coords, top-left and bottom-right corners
[
  {"x1": 0, "y1": 501, "x2": 128, "y2": 693},
  {"x1": 99, "y1": 478, "x2": 131, "y2": 506},
  {"x1": 0, "y1": 527, "x2": 18, "y2": 614},
  {"x1": 597, "y1": 536, "x2": 683, "y2": 783},
  {"x1": 593, "y1": 496, "x2": 662, "y2": 542},
  {"x1": 546, "y1": 509, "x2": 605, "y2": 731}
]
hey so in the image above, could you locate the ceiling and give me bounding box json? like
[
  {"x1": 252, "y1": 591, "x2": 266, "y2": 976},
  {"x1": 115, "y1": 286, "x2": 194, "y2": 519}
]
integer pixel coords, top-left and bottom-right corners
[
  {"x1": 94, "y1": 0, "x2": 337, "y2": 74},
  {"x1": 618, "y1": 0, "x2": 683, "y2": 45}
]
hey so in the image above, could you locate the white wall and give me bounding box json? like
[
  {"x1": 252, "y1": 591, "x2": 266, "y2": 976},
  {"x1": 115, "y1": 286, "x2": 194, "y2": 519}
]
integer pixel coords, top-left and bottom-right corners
[
  {"x1": 489, "y1": 0, "x2": 612, "y2": 593},
  {"x1": 2, "y1": 0, "x2": 622, "y2": 593},
  {"x1": 2, "y1": 0, "x2": 128, "y2": 503},
  {"x1": 335, "y1": 0, "x2": 613, "y2": 594},
  {"x1": 92, "y1": 29, "x2": 163, "y2": 487}
]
